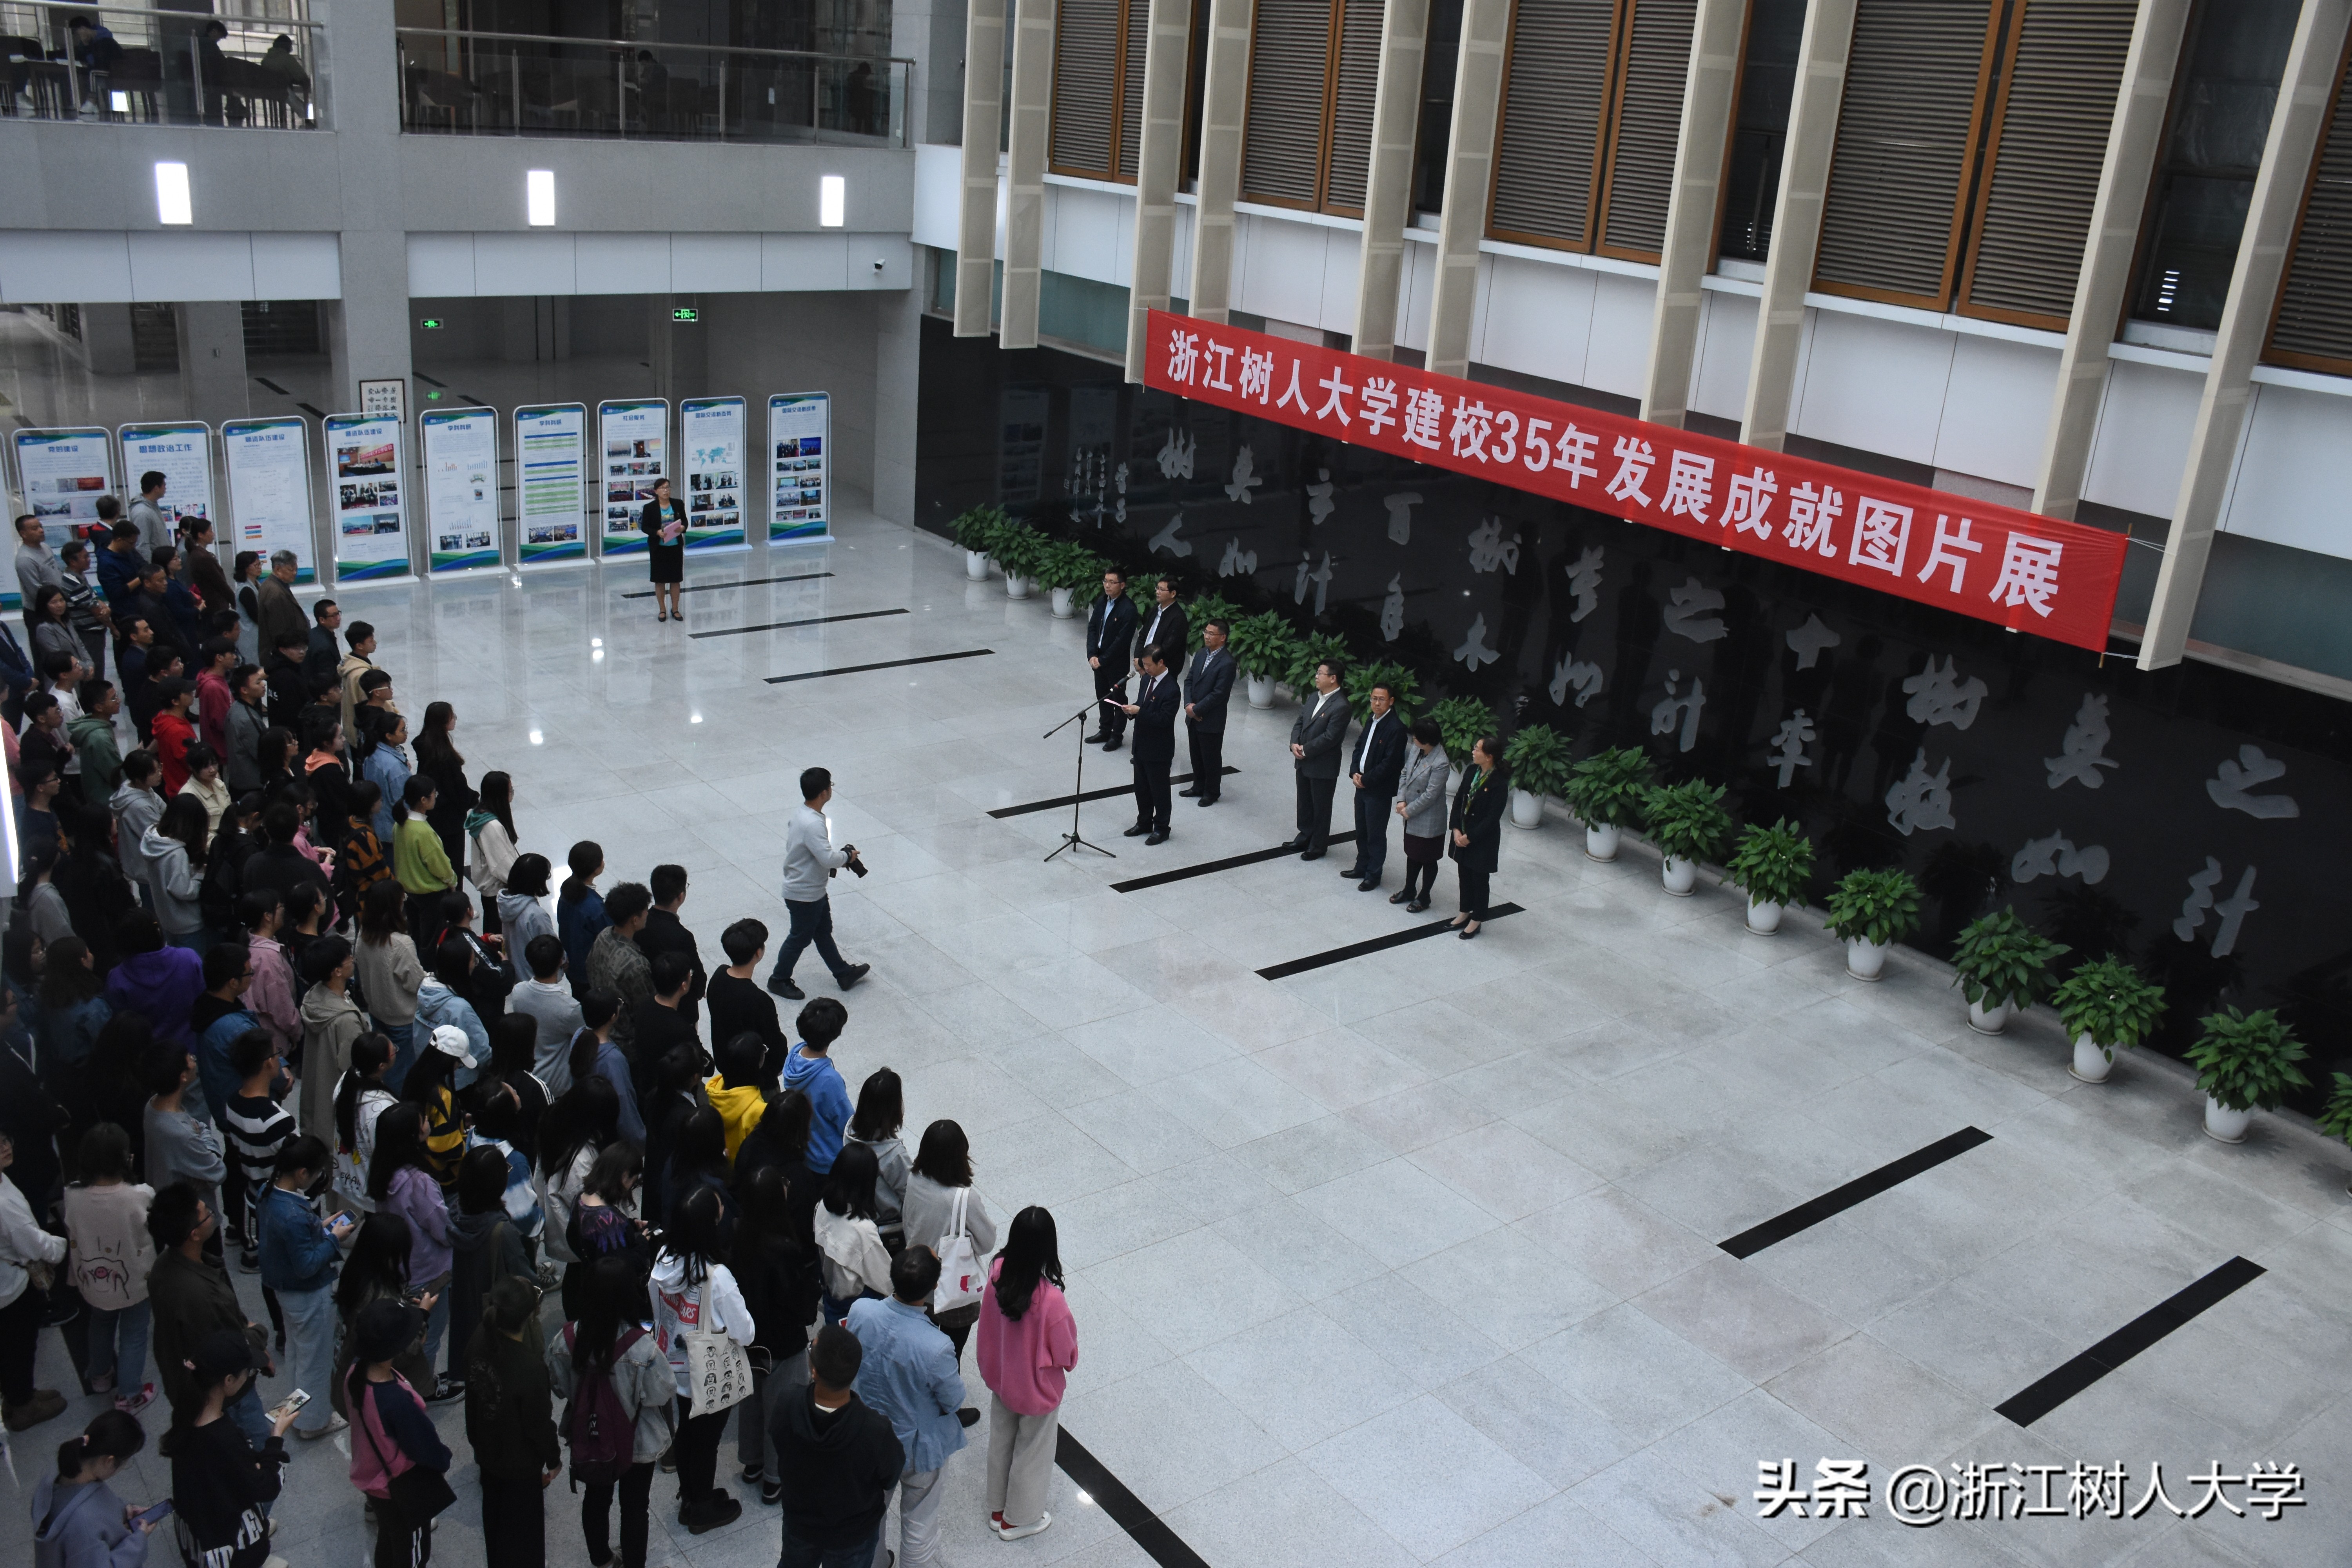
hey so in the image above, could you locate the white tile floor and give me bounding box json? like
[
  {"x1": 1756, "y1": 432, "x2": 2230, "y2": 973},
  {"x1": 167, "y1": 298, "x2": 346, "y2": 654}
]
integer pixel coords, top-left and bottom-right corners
[{"x1": 9, "y1": 495, "x2": 2352, "y2": 1568}]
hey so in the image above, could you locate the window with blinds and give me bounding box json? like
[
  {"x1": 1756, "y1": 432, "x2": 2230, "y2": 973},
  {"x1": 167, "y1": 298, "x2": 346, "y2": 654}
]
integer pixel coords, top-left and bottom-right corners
[
  {"x1": 1118, "y1": 0, "x2": 1151, "y2": 178},
  {"x1": 1053, "y1": 0, "x2": 1129, "y2": 179},
  {"x1": 1488, "y1": 0, "x2": 1692, "y2": 262},
  {"x1": 1813, "y1": 0, "x2": 2001, "y2": 309},
  {"x1": 1240, "y1": 0, "x2": 1386, "y2": 213},
  {"x1": 1958, "y1": 0, "x2": 2136, "y2": 328},
  {"x1": 2266, "y1": 42, "x2": 2352, "y2": 374}
]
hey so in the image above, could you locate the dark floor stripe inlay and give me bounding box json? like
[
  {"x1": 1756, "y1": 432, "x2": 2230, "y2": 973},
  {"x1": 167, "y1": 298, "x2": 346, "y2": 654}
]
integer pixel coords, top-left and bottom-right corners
[
  {"x1": 1256, "y1": 904, "x2": 1525, "y2": 980},
  {"x1": 1110, "y1": 833, "x2": 1359, "y2": 893},
  {"x1": 762, "y1": 648, "x2": 992, "y2": 683},
  {"x1": 690, "y1": 607, "x2": 909, "y2": 639},
  {"x1": 1995, "y1": 1257, "x2": 2265, "y2": 1427},
  {"x1": 1054, "y1": 1428, "x2": 1210, "y2": 1568},
  {"x1": 1717, "y1": 1127, "x2": 1994, "y2": 1259},
  {"x1": 990, "y1": 769, "x2": 1240, "y2": 818},
  {"x1": 621, "y1": 570, "x2": 836, "y2": 599}
]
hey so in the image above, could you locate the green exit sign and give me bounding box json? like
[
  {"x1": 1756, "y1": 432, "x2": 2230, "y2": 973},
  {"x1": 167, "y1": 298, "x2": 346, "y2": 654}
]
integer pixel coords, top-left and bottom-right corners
[
  {"x1": 671, "y1": 307, "x2": 699, "y2": 323},
  {"x1": 419, "y1": 318, "x2": 443, "y2": 329}
]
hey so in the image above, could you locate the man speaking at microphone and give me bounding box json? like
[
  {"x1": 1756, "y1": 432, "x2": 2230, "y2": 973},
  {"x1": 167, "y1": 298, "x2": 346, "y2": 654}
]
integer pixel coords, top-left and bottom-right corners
[{"x1": 1120, "y1": 645, "x2": 1180, "y2": 845}]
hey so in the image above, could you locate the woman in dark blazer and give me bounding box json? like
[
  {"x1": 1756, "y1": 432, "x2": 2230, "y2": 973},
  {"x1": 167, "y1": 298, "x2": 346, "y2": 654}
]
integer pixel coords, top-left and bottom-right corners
[
  {"x1": 1447, "y1": 733, "x2": 1507, "y2": 938},
  {"x1": 639, "y1": 477, "x2": 686, "y2": 622}
]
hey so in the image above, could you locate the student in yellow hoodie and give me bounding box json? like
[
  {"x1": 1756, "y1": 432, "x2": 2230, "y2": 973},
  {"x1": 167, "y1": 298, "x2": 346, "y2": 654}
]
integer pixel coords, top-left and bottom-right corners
[{"x1": 704, "y1": 1031, "x2": 772, "y2": 1165}]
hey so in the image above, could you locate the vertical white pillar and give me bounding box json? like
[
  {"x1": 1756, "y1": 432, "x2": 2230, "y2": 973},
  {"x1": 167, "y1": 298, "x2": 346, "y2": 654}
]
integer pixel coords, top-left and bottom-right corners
[
  {"x1": 1125, "y1": 0, "x2": 1195, "y2": 379},
  {"x1": 1001, "y1": 0, "x2": 1054, "y2": 349},
  {"x1": 1639, "y1": 0, "x2": 1747, "y2": 426},
  {"x1": 1352, "y1": 0, "x2": 1431, "y2": 361},
  {"x1": 956, "y1": 0, "x2": 1009, "y2": 337},
  {"x1": 1425, "y1": 0, "x2": 1510, "y2": 379},
  {"x1": 1187, "y1": 0, "x2": 1256, "y2": 324}
]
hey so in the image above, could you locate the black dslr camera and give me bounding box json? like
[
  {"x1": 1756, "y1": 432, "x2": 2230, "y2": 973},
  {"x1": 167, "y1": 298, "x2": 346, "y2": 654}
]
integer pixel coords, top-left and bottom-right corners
[{"x1": 842, "y1": 845, "x2": 869, "y2": 878}]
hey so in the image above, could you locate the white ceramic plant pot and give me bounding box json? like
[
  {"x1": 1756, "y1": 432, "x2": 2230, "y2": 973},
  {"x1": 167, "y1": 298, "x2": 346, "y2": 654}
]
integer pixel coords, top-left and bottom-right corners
[
  {"x1": 1746, "y1": 897, "x2": 1784, "y2": 935},
  {"x1": 2204, "y1": 1096, "x2": 2251, "y2": 1144},
  {"x1": 964, "y1": 549, "x2": 989, "y2": 581},
  {"x1": 1661, "y1": 856, "x2": 1697, "y2": 896},
  {"x1": 1004, "y1": 572, "x2": 1032, "y2": 599},
  {"x1": 1050, "y1": 586, "x2": 1075, "y2": 619},
  {"x1": 1846, "y1": 936, "x2": 1887, "y2": 980},
  {"x1": 1584, "y1": 822, "x2": 1619, "y2": 862},
  {"x1": 1967, "y1": 996, "x2": 2013, "y2": 1034},
  {"x1": 1246, "y1": 673, "x2": 1276, "y2": 709},
  {"x1": 1509, "y1": 789, "x2": 1544, "y2": 829},
  {"x1": 2069, "y1": 1031, "x2": 2112, "y2": 1084}
]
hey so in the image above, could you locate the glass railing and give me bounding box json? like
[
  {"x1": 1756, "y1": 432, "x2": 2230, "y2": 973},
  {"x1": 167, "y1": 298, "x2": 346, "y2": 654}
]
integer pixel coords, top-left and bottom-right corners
[
  {"x1": 0, "y1": 0, "x2": 323, "y2": 128},
  {"x1": 396, "y1": 29, "x2": 907, "y2": 147}
]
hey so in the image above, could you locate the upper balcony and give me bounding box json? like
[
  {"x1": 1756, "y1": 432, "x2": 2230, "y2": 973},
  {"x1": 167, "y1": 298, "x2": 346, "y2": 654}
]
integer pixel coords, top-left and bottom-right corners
[
  {"x1": 396, "y1": 28, "x2": 908, "y2": 149},
  {"x1": 0, "y1": 0, "x2": 323, "y2": 129}
]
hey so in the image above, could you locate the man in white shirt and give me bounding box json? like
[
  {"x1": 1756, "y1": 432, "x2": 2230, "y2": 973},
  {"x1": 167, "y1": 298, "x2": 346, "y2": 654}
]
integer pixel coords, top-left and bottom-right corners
[
  {"x1": 1339, "y1": 682, "x2": 1408, "y2": 891},
  {"x1": 766, "y1": 765, "x2": 871, "y2": 1001},
  {"x1": 1285, "y1": 660, "x2": 1351, "y2": 861}
]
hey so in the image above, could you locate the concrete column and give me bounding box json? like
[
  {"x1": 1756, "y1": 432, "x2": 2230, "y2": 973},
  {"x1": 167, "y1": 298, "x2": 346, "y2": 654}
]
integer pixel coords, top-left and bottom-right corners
[
  {"x1": 81, "y1": 305, "x2": 137, "y2": 376},
  {"x1": 874, "y1": 284, "x2": 924, "y2": 522},
  {"x1": 895, "y1": 0, "x2": 969, "y2": 144},
  {"x1": 324, "y1": 232, "x2": 411, "y2": 416},
  {"x1": 1351, "y1": 0, "x2": 1430, "y2": 361},
  {"x1": 1124, "y1": 0, "x2": 1195, "y2": 379},
  {"x1": 1187, "y1": 0, "x2": 1255, "y2": 324},
  {"x1": 1426, "y1": 0, "x2": 1510, "y2": 379},
  {"x1": 955, "y1": 0, "x2": 1009, "y2": 336},
  {"x1": 647, "y1": 296, "x2": 708, "y2": 401},
  {"x1": 1001, "y1": 0, "x2": 1054, "y2": 349},
  {"x1": 2030, "y1": 0, "x2": 2191, "y2": 520},
  {"x1": 1639, "y1": 0, "x2": 1746, "y2": 426},
  {"x1": 2140, "y1": 0, "x2": 2352, "y2": 670},
  {"x1": 176, "y1": 301, "x2": 251, "y2": 425},
  {"x1": 1738, "y1": 0, "x2": 1856, "y2": 451}
]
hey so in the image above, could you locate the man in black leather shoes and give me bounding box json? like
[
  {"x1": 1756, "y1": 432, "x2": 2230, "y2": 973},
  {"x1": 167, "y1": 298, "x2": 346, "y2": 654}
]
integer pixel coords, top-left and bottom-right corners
[
  {"x1": 1287, "y1": 659, "x2": 1349, "y2": 859},
  {"x1": 1082, "y1": 566, "x2": 1136, "y2": 751},
  {"x1": 1338, "y1": 681, "x2": 1406, "y2": 890},
  {"x1": 1180, "y1": 618, "x2": 1233, "y2": 805},
  {"x1": 1118, "y1": 645, "x2": 1178, "y2": 845}
]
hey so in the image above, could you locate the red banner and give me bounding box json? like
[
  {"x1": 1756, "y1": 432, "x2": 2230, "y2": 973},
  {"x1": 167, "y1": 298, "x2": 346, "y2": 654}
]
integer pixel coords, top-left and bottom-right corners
[{"x1": 1142, "y1": 309, "x2": 2125, "y2": 652}]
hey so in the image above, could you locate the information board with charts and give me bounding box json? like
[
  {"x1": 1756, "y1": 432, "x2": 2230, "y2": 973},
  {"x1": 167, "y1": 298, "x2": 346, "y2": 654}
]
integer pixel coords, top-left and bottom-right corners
[
  {"x1": 322, "y1": 412, "x2": 412, "y2": 582},
  {"x1": 421, "y1": 407, "x2": 501, "y2": 572},
  {"x1": 766, "y1": 392, "x2": 830, "y2": 542},
  {"x1": 221, "y1": 417, "x2": 316, "y2": 580},
  {"x1": 597, "y1": 399, "x2": 668, "y2": 557},
  {"x1": 12, "y1": 426, "x2": 116, "y2": 556},
  {"x1": 679, "y1": 396, "x2": 749, "y2": 552},
  {"x1": 514, "y1": 403, "x2": 588, "y2": 567},
  {"x1": 118, "y1": 422, "x2": 215, "y2": 535}
]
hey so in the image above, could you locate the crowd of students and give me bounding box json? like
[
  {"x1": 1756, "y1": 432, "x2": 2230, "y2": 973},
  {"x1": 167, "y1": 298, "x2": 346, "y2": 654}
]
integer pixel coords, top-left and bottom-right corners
[{"x1": 5, "y1": 518, "x2": 1082, "y2": 1568}]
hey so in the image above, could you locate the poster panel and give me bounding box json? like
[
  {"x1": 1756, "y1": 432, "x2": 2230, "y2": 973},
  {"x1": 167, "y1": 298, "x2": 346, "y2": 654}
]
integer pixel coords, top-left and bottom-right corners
[
  {"x1": 766, "y1": 392, "x2": 831, "y2": 542},
  {"x1": 678, "y1": 396, "x2": 749, "y2": 551},
  {"x1": 514, "y1": 403, "x2": 588, "y2": 567},
  {"x1": 118, "y1": 421, "x2": 215, "y2": 534},
  {"x1": 221, "y1": 417, "x2": 317, "y2": 581},
  {"x1": 321, "y1": 412, "x2": 413, "y2": 583},
  {"x1": 421, "y1": 407, "x2": 502, "y2": 572},
  {"x1": 12, "y1": 426, "x2": 116, "y2": 552},
  {"x1": 597, "y1": 399, "x2": 668, "y2": 557}
]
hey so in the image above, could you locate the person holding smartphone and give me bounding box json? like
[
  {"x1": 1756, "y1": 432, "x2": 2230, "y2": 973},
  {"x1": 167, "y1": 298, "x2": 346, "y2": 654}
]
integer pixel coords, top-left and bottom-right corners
[
  {"x1": 257, "y1": 1134, "x2": 352, "y2": 1441},
  {"x1": 171, "y1": 1331, "x2": 296, "y2": 1568},
  {"x1": 32, "y1": 1408, "x2": 159, "y2": 1566},
  {"x1": 639, "y1": 479, "x2": 687, "y2": 623}
]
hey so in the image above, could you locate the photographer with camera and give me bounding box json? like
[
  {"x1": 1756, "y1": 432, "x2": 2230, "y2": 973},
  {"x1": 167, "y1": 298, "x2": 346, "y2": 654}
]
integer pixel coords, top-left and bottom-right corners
[{"x1": 764, "y1": 767, "x2": 871, "y2": 1002}]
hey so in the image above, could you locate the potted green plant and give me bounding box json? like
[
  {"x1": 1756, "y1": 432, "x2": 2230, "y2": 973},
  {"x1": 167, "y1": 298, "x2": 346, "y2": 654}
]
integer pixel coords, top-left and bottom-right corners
[
  {"x1": 2185, "y1": 1007, "x2": 2308, "y2": 1143},
  {"x1": 1949, "y1": 907, "x2": 2067, "y2": 1034},
  {"x1": 1499, "y1": 724, "x2": 1570, "y2": 829},
  {"x1": 1823, "y1": 867, "x2": 1922, "y2": 979},
  {"x1": 1428, "y1": 698, "x2": 1497, "y2": 780},
  {"x1": 951, "y1": 504, "x2": 1005, "y2": 580},
  {"x1": 2317, "y1": 1073, "x2": 2352, "y2": 1194},
  {"x1": 1036, "y1": 540, "x2": 1106, "y2": 620},
  {"x1": 1186, "y1": 592, "x2": 1241, "y2": 650},
  {"x1": 1225, "y1": 612, "x2": 1298, "y2": 708},
  {"x1": 2050, "y1": 955, "x2": 2167, "y2": 1084},
  {"x1": 1345, "y1": 659, "x2": 1421, "y2": 721},
  {"x1": 1725, "y1": 818, "x2": 1814, "y2": 935},
  {"x1": 1285, "y1": 631, "x2": 1350, "y2": 697},
  {"x1": 1640, "y1": 779, "x2": 1730, "y2": 895},
  {"x1": 989, "y1": 517, "x2": 1047, "y2": 599},
  {"x1": 1561, "y1": 746, "x2": 1650, "y2": 861}
]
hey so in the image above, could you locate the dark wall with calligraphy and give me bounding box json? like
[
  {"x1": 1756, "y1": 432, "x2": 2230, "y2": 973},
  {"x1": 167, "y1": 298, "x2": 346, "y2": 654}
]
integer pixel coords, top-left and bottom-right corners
[{"x1": 915, "y1": 320, "x2": 2352, "y2": 1096}]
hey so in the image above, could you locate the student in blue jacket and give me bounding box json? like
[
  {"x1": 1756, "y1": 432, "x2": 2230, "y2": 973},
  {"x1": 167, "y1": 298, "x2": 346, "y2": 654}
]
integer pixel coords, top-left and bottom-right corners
[
  {"x1": 255, "y1": 1134, "x2": 353, "y2": 1439},
  {"x1": 31, "y1": 1410, "x2": 158, "y2": 1568}
]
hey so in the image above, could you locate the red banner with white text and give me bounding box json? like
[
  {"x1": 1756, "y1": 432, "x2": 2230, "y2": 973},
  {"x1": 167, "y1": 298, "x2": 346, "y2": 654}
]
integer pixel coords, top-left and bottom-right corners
[{"x1": 1142, "y1": 310, "x2": 2125, "y2": 652}]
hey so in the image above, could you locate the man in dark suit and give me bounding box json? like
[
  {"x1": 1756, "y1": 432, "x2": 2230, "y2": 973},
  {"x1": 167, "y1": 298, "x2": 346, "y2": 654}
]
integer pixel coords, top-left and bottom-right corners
[
  {"x1": 1083, "y1": 566, "x2": 1137, "y2": 751},
  {"x1": 1133, "y1": 576, "x2": 1187, "y2": 684},
  {"x1": 1180, "y1": 618, "x2": 1234, "y2": 806},
  {"x1": 636, "y1": 861, "x2": 707, "y2": 1024},
  {"x1": 1120, "y1": 645, "x2": 1180, "y2": 844},
  {"x1": 1340, "y1": 681, "x2": 1408, "y2": 891},
  {"x1": 1286, "y1": 659, "x2": 1350, "y2": 860}
]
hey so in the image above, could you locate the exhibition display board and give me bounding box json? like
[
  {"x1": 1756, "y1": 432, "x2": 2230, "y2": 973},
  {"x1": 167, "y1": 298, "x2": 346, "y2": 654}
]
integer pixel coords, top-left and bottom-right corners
[
  {"x1": 598, "y1": 398, "x2": 668, "y2": 557},
  {"x1": 767, "y1": 392, "x2": 831, "y2": 541},
  {"x1": 322, "y1": 412, "x2": 413, "y2": 583},
  {"x1": 221, "y1": 417, "x2": 317, "y2": 580},
  {"x1": 421, "y1": 407, "x2": 502, "y2": 573},
  {"x1": 514, "y1": 403, "x2": 588, "y2": 567},
  {"x1": 679, "y1": 396, "x2": 750, "y2": 552},
  {"x1": 118, "y1": 422, "x2": 216, "y2": 535},
  {"x1": 12, "y1": 426, "x2": 116, "y2": 552}
]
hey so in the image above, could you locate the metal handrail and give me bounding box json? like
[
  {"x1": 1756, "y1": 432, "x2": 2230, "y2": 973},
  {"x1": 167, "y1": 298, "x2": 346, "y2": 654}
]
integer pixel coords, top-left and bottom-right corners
[
  {"x1": 0, "y1": 0, "x2": 325, "y2": 129},
  {"x1": 0, "y1": 0, "x2": 321, "y2": 25},
  {"x1": 389, "y1": 27, "x2": 908, "y2": 71}
]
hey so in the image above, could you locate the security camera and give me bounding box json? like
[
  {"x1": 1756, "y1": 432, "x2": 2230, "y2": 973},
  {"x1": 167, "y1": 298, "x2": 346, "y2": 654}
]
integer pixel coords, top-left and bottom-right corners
[{"x1": 872, "y1": 258, "x2": 886, "y2": 272}]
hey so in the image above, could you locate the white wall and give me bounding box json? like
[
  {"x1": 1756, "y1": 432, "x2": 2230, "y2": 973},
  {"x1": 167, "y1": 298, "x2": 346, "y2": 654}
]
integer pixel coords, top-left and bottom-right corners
[{"x1": 406, "y1": 233, "x2": 914, "y2": 298}]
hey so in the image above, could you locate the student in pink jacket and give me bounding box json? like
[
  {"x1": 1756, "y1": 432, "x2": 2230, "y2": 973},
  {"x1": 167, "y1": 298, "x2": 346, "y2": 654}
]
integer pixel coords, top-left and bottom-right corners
[{"x1": 973, "y1": 1206, "x2": 1078, "y2": 1542}]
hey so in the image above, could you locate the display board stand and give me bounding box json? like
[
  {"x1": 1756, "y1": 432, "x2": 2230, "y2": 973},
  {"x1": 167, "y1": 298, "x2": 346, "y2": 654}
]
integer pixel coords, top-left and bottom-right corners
[
  {"x1": 766, "y1": 392, "x2": 833, "y2": 543},
  {"x1": 596, "y1": 399, "x2": 668, "y2": 559},
  {"x1": 321, "y1": 412, "x2": 417, "y2": 586},
  {"x1": 679, "y1": 396, "x2": 751, "y2": 554},
  {"x1": 514, "y1": 403, "x2": 591, "y2": 570},
  {"x1": 421, "y1": 407, "x2": 503, "y2": 575}
]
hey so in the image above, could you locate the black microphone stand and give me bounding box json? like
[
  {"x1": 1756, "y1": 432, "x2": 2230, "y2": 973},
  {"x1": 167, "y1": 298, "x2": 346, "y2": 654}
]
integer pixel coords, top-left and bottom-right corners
[{"x1": 1042, "y1": 704, "x2": 1116, "y2": 863}]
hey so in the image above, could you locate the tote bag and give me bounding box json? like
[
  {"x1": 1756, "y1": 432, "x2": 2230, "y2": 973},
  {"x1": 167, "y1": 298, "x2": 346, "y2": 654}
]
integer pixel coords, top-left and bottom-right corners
[
  {"x1": 930, "y1": 1187, "x2": 985, "y2": 1316},
  {"x1": 683, "y1": 1279, "x2": 754, "y2": 1418}
]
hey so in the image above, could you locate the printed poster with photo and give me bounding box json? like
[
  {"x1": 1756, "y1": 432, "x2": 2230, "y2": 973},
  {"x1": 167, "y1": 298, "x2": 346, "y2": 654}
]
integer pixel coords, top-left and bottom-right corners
[
  {"x1": 117, "y1": 421, "x2": 216, "y2": 534},
  {"x1": 679, "y1": 395, "x2": 749, "y2": 552},
  {"x1": 597, "y1": 398, "x2": 668, "y2": 557},
  {"x1": 766, "y1": 392, "x2": 830, "y2": 542},
  {"x1": 321, "y1": 412, "x2": 413, "y2": 582},
  {"x1": 514, "y1": 403, "x2": 588, "y2": 566},
  {"x1": 221, "y1": 417, "x2": 316, "y2": 580},
  {"x1": 11, "y1": 426, "x2": 116, "y2": 561},
  {"x1": 421, "y1": 407, "x2": 502, "y2": 572}
]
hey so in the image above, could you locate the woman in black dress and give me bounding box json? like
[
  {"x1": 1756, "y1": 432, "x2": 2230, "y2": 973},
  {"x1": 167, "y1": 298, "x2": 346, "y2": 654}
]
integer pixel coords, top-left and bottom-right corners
[
  {"x1": 640, "y1": 477, "x2": 686, "y2": 621},
  {"x1": 413, "y1": 700, "x2": 477, "y2": 877},
  {"x1": 1447, "y1": 733, "x2": 1508, "y2": 939}
]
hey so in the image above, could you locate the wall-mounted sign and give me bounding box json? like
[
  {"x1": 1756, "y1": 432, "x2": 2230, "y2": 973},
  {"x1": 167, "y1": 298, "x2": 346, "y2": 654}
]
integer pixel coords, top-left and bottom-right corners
[
  {"x1": 421, "y1": 406, "x2": 501, "y2": 572},
  {"x1": 322, "y1": 412, "x2": 412, "y2": 582},
  {"x1": 221, "y1": 416, "x2": 315, "y2": 581},
  {"x1": 1142, "y1": 309, "x2": 2128, "y2": 652},
  {"x1": 514, "y1": 403, "x2": 588, "y2": 568},
  {"x1": 597, "y1": 399, "x2": 668, "y2": 557},
  {"x1": 671, "y1": 307, "x2": 699, "y2": 323},
  {"x1": 358, "y1": 377, "x2": 408, "y2": 425},
  {"x1": 678, "y1": 395, "x2": 748, "y2": 552},
  {"x1": 766, "y1": 392, "x2": 830, "y2": 543}
]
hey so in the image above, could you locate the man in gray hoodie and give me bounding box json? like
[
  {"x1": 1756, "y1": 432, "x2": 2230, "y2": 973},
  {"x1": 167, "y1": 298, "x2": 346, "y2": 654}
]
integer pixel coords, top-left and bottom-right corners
[{"x1": 109, "y1": 748, "x2": 165, "y2": 907}]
